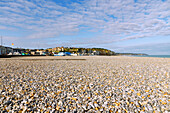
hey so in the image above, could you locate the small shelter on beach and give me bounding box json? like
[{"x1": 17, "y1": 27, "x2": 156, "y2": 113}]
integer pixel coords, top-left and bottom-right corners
[{"x1": 54, "y1": 52, "x2": 71, "y2": 56}]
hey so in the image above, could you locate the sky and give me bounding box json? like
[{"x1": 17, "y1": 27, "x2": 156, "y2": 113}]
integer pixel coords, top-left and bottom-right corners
[{"x1": 0, "y1": 0, "x2": 170, "y2": 55}]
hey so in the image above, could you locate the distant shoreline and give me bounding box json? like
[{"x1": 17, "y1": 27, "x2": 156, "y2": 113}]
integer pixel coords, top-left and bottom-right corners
[{"x1": 125, "y1": 55, "x2": 170, "y2": 58}]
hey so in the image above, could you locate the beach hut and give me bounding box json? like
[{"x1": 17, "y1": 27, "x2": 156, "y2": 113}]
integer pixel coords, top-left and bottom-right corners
[
  {"x1": 71, "y1": 53, "x2": 77, "y2": 56},
  {"x1": 54, "y1": 52, "x2": 71, "y2": 56}
]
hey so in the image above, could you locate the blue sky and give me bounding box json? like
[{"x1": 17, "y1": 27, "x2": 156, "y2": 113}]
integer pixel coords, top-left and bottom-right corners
[{"x1": 0, "y1": 0, "x2": 170, "y2": 55}]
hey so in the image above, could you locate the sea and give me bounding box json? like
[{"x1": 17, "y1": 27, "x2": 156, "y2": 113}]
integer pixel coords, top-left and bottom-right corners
[{"x1": 132, "y1": 55, "x2": 170, "y2": 58}]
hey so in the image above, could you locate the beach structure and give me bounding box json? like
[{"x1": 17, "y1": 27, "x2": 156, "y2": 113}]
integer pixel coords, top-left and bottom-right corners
[
  {"x1": 13, "y1": 48, "x2": 25, "y2": 54},
  {"x1": 7, "y1": 48, "x2": 26, "y2": 55},
  {"x1": 71, "y1": 53, "x2": 78, "y2": 56},
  {"x1": 54, "y1": 52, "x2": 71, "y2": 56},
  {"x1": 13, "y1": 52, "x2": 21, "y2": 55}
]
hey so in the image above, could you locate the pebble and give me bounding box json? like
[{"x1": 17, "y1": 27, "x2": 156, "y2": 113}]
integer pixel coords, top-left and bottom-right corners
[{"x1": 0, "y1": 56, "x2": 169, "y2": 112}]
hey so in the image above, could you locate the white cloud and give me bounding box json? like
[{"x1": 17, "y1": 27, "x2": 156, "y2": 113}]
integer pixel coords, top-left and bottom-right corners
[{"x1": 0, "y1": 0, "x2": 169, "y2": 47}]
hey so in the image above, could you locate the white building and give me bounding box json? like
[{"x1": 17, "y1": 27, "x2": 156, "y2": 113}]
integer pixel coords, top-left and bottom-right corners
[
  {"x1": 0, "y1": 46, "x2": 13, "y2": 55},
  {"x1": 0, "y1": 46, "x2": 6, "y2": 55}
]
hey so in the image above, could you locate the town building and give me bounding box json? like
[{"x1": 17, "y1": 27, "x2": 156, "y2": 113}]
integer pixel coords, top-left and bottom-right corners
[
  {"x1": 52, "y1": 47, "x2": 64, "y2": 52},
  {"x1": 36, "y1": 49, "x2": 46, "y2": 55},
  {"x1": 0, "y1": 46, "x2": 13, "y2": 55},
  {"x1": 0, "y1": 46, "x2": 6, "y2": 55}
]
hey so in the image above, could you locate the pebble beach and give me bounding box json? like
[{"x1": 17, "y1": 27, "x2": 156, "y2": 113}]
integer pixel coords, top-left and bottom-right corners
[{"x1": 0, "y1": 56, "x2": 169, "y2": 113}]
